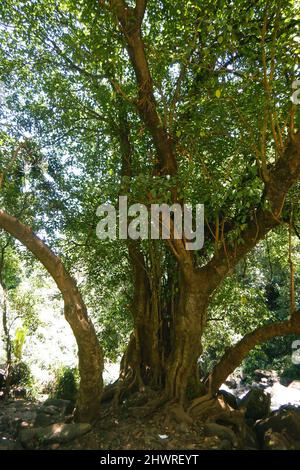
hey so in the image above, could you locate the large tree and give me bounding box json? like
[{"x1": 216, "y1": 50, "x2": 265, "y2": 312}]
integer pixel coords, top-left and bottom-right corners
[{"x1": 1, "y1": 0, "x2": 300, "y2": 420}]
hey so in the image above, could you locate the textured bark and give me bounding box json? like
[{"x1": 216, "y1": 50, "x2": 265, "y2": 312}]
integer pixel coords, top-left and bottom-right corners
[
  {"x1": 116, "y1": 102, "x2": 164, "y2": 392},
  {"x1": 164, "y1": 270, "x2": 208, "y2": 403},
  {"x1": 109, "y1": 0, "x2": 177, "y2": 176},
  {"x1": 103, "y1": 1, "x2": 300, "y2": 405},
  {"x1": 0, "y1": 278, "x2": 12, "y2": 394},
  {"x1": 119, "y1": 241, "x2": 162, "y2": 390},
  {"x1": 209, "y1": 312, "x2": 300, "y2": 394},
  {"x1": 0, "y1": 280, "x2": 11, "y2": 366},
  {"x1": 0, "y1": 209, "x2": 103, "y2": 423}
]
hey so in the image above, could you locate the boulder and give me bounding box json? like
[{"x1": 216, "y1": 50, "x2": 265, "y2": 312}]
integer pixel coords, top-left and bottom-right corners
[
  {"x1": 243, "y1": 424, "x2": 259, "y2": 450},
  {"x1": 224, "y1": 378, "x2": 237, "y2": 389},
  {"x1": 240, "y1": 388, "x2": 271, "y2": 421},
  {"x1": 255, "y1": 408, "x2": 300, "y2": 444},
  {"x1": 35, "y1": 411, "x2": 62, "y2": 427},
  {"x1": 203, "y1": 423, "x2": 238, "y2": 448},
  {"x1": 263, "y1": 430, "x2": 290, "y2": 450},
  {"x1": 288, "y1": 380, "x2": 300, "y2": 391},
  {"x1": 270, "y1": 382, "x2": 300, "y2": 409},
  {"x1": 19, "y1": 422, "x2": 91, "y2": 449},
  {"x1": 42, "y1": 398, "x2": 73, "y2": 415},
  {"x1": 0, "y1": 437, "x2": 22, "y2": 450}
]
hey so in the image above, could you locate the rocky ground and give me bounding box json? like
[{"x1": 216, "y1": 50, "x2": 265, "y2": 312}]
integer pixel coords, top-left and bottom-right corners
[{"x1": 0, "y1": 370, "x2": 300, "y2": 451}]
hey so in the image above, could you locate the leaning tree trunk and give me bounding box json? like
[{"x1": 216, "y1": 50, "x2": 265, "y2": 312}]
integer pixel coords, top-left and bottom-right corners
[{"x1": 0, "y1": 209, "x2": 103, "y2": 423}]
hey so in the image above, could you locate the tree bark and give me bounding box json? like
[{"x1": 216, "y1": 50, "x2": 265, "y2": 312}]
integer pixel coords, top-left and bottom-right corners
[
  {"x1": 118, "y1": 241, "x2": 162, "y2": 390},
  {"x1": 0, "y1": 281, "x2": 11, "y2": 366},
  {"x1": 164, "y1": 270, "x2": 208, "y2": 403},
  {"x1": 103, "y1": 1, "x2": 300, "y2": 406},
  {"x1": 208, "y1": 312, "x2": 300, "y2": 394},
  {"x1": 116, "y1": 102, "x2": 165, "y2": 393},
  {"x1": 0, "y1": 209, "x2": 103, "y2": 423},
  {"x1": 0, "y1": 278, "x2": 12, "y2": 394}
]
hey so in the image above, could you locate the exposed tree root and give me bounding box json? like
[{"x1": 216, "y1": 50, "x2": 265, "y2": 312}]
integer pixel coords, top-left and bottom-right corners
[
  {"x1": 163, "y1": 402, "x2": 194, "y2": 431},
  {"x1": 188, "y1": 393, "x2": 246, "y2": 444},
  {"x1": 112, "y1": 368, "x2": 144, "y2": 409}
]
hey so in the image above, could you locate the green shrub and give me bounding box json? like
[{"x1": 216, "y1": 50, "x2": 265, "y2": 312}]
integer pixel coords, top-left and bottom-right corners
[
  {"x1": 280, "y1": 364, "x2": 300, "y2": 384},
  {"x1": 242, "y1": 347, "x2": 269, "y2": 381},
  {"x1": 10, "y1": 361, "x2": 33, "y2": 388},
  {"x1": 50, "y1": 366, "x2": 79, "y2": 404}
]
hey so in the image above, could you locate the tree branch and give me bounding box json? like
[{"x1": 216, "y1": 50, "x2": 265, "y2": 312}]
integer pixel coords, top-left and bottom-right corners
[
  {"x1": 202, "y1": 130, "x2": 300, "y2": 292},
  {"x1": 134, "y1": 0, "x2": 147, "y2": 24},
  {"x1": 208, "y1": 312, "x2": 300, "y2": 394},
  {"x1": 103, "y1": 0, "x2": 177, "y2": 175}
]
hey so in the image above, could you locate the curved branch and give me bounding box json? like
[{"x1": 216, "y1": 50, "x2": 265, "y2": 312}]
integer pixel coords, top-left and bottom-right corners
[
  {"x1": 0, "y1": 209, "x2": 103, "y2": 422},
  {"x1": 208, "y1": 312, "x2": 300, "y2": 394}
]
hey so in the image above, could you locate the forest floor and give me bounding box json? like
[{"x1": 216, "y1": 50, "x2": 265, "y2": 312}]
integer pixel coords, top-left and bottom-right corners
[
  {"x1": 60, "y1": 396, "x2": 222, "y2": 451},
  {"x1": 0, "y1": 392, "x2": 226, "y2": 450},
  {"x1": 1, "y1": 375, "x2": 300, "y2": 450}
]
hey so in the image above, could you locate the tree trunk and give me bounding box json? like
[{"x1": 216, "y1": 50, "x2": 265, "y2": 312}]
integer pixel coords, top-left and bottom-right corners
[
  {"x1": 0, "y1": 281, "x2": 11, "y2": 365},
  {"x1": 118, "y1": 241, "x2": 163, "y2": 393},
  {"x1": 0, "y1": 209, "x2": 103, "y2": 423},
  {"x1": 164, "y1": 270, "x2": 208, "y2": 403},
  {"x1": 0, "y1": 279, "x2": 12, "y2": 394}
]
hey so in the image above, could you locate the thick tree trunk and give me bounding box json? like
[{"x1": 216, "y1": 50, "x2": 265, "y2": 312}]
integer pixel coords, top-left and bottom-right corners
[
  {"x1": 164, "y1": 270, "x2": 208, "y2": 403},
  {"x1": 0, "y1": 210, "x2": 103, "y2": 423},
  {"x1": 118, "y1": 241, "x2": 164, "y2": 393}
]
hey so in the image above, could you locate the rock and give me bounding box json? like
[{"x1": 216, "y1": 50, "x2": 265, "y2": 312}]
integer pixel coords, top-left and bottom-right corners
[
  {"x1": 42, "y1": 398, "x2": 73, "y2": 415},
  {"x1": 240, "y1": 388, "x2": 270, "y2": 421},
  {"x1": 255, "y1": 408, "x2": 300, "y2": 444},
  {"x1": 224, "y1": 378, "x2": 237, "y2": 389},
  {"x1": 254, "y1": 370, "x2": 274, "y2": 381},
  {"x1": 18, "y1": 411, "x2": 37, "y2": 423},
  {"x1": 203, "y1": 423, "x2": 238, "y2": 448},
  {"x1": 217, "y1": 390, "x2": 240, "y2": 410},
  {"x1": 270, "y1": 382, "x2": 300, "y2": 409},
  {"x1": 0, "y1": 437, "x2": 21, "y2": 450},
  {"x1": 19, "y1": 423, "x2": 91, "y2": 449},
  {"x1": 35, "y1": 412, "x2": 62, "y2": 427},
  {"x1": 219, "y1": 439, "x2": 232, "y2": 450},
  {"x1": 12, "y1": 387, "x2": 27, "y2": 398},
  {"x1": 288, "y1": 380, "x2": 300, "y2": 391},
  {"x1": 263, "y1": 430, "x2": 290, "y2": 450}
]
